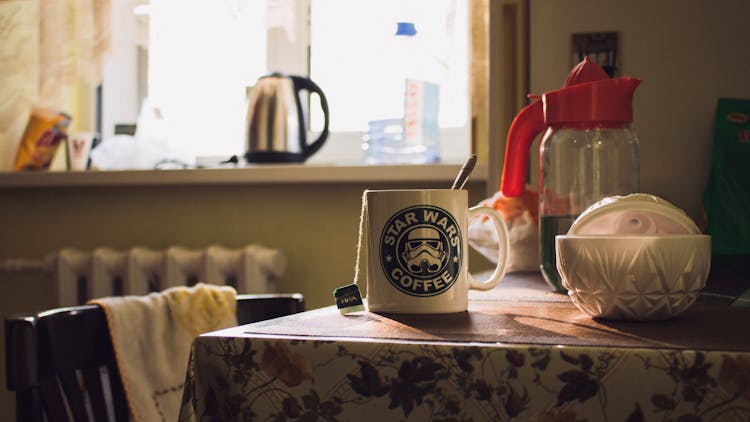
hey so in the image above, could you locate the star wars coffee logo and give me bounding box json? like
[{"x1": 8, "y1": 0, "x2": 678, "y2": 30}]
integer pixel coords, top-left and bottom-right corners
[{"x1": 380, "y1": 205, "x2": 462, "y2": 297}]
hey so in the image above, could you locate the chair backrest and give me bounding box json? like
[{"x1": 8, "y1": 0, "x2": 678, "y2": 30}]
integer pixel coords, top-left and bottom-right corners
[
  {"x1": 236, "y1": 293, "x2": 305, "y2": 325},
  {"x1": 5, "y1": 293, "x2": 305, "y2": 422}
]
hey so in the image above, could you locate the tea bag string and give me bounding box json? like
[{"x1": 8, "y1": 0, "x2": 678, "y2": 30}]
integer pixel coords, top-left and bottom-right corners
[{"x1": 353, "y1": 190, "x2": 369, "y2": 285}]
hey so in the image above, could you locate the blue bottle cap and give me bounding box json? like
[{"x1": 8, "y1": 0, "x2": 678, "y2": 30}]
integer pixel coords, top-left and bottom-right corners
[{"x1": 395, "y1": 22, "x2": 417, "y2": 36}]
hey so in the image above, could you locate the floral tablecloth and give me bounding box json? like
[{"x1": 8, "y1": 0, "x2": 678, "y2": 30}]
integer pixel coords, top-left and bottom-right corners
[
  {"x1": 180, "y1": 337, "x2": 750, "y2": 421},
  {"x1": 179, "y1": 273, "x2": 750, "y2": 421}
]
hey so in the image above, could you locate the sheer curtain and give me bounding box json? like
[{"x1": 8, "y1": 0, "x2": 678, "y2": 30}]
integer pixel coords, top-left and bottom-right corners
[
  {"x1": 38, "y1": 0, "x2": 111, "y2": 110},
  {"x1": 0, "y1": 0, "x2": 111, "y2": 171}
]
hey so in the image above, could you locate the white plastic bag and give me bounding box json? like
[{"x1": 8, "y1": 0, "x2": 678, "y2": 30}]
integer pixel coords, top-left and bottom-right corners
[
  {"x1": 469, "y1": 189, "x2": 539, "y2": 273},
  {"x1": 90, "y1": 98, "x2": 188, "y2": 170}
]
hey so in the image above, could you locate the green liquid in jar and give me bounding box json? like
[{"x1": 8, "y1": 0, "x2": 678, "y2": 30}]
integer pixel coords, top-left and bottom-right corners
[{"x1": 539, "y1": 215, "x2": 577, "y2": 293}]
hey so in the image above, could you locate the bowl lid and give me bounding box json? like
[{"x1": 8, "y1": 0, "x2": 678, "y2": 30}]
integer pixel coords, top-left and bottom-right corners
[{"x1": 568, "y1": 193, "x2": 701, "y2": 235}]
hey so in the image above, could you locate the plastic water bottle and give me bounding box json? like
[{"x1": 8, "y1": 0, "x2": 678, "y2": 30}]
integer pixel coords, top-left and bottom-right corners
[{"x1": 362, "y1": 21, "x2": 440, "y2": 164}]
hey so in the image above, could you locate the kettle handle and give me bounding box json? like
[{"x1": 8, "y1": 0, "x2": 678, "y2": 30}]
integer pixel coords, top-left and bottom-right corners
[
  {"x1": 500, "y1": 99, "x2": 545, "y2": 197},
  {"x1": 290, "y1": 76, "x2": 330, "y2": 158}
]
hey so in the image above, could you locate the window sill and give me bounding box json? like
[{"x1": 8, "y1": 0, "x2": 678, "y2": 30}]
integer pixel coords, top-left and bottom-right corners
[{"x1": 0, "y1": 163, "x2": 488, "y2": 188}]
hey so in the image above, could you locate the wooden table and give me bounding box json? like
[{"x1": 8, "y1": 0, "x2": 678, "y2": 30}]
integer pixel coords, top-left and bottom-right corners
[{"x1": 179, "y1": 272, "x2": 750, "y2": 421}]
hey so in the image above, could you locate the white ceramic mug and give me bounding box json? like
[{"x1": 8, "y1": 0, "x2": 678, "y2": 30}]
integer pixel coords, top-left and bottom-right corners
[{"x1": 365, "y1": 189, "x2": 510, "y2": 314}]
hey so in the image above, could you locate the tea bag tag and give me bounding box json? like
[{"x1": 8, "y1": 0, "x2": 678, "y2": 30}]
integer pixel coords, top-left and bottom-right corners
[
  {"x1": 333, "y1": 284, "x2": 364, "y2": 314},
  {"x1": 333, "y1": 190, "x2": 369, "y2": 315}
]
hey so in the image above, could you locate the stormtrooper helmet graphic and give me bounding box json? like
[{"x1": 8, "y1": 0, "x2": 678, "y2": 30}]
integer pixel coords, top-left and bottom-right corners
[{"x1": 401, "y1": 226, "x2": 447, "y2": 275}]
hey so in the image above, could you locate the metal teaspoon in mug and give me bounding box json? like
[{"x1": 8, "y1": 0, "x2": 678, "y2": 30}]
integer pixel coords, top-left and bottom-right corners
[{"x1": 451, "y1": 154, "x2": 477, "y2": 190}]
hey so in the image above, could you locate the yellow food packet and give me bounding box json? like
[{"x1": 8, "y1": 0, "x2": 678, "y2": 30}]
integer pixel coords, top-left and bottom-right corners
[{"x1": 13, "y1": 108, "x2": 72, "y2": 171}]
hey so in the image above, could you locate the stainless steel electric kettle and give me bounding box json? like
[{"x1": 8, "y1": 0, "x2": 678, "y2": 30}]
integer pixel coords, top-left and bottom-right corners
[{"x1": 245, "y1": 73, "x2": 330, "y2": 163}]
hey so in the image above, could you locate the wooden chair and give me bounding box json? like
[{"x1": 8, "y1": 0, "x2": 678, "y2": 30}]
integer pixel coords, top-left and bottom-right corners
[{"x1": 5, "y1": 293, "x2": 304, "y2": 422}]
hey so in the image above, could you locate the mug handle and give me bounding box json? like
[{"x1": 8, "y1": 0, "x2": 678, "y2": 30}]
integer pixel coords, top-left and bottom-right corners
[
  {"x1": 467, "y1": 205, "x2": 510, "y2": 291},
  {"x1": 290, "y1": 75, "x2": 330, "y2": 158}
]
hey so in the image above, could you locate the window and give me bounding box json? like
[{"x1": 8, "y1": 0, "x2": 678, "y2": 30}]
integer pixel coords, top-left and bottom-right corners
[{"x1": 101, "y1": 0, "x2": 470, "y2": 168}]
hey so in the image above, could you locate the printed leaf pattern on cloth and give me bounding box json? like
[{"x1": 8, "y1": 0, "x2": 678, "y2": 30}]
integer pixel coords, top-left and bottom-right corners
[{"x1": 179, "y1": 339, "x2": 750, "y2": 421}]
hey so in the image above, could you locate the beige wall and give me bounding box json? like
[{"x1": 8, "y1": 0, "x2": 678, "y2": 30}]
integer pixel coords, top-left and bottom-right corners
[
  {"x1": 529, "y1": 0, "x2": 750, "y2": 221},
  {"x1": 0, "y1": 182, "x2": 489, "y2": 309},
  {"x1": 0, "y1": 180, "x2": 490, "y2": 416}
]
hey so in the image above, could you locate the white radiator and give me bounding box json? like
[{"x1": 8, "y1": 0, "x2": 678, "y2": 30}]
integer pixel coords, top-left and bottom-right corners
[{"x1": 0, "y1": 244, "x2": 285, "y2": 307}]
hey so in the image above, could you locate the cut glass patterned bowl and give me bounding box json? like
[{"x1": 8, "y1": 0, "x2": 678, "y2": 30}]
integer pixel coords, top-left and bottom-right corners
[{"x1": 556, "y1": 234, "x2": 711, "y2": 321}]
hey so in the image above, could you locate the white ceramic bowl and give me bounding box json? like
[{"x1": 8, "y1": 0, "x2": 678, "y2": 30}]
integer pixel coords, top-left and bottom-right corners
[{"x1": 556, "y1": 234, "x2": 711, "y2": 321}]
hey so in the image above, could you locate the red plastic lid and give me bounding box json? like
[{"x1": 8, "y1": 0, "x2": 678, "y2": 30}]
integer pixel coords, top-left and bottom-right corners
[
  {"x1": 564, "y1": 56, "x2": 610, "y2": 86},
  {"x1": 544, "y1": 77, "x2": 641, "y2": 125}
]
